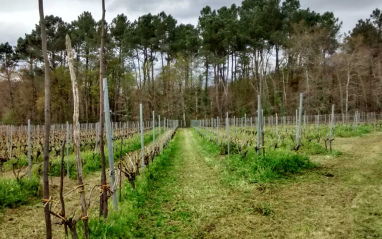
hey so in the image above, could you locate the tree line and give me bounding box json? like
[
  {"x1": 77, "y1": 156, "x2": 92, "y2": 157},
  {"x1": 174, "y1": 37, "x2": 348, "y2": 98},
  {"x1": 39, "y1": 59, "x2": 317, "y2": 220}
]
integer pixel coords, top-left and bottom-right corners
[{"x1": 0, "y1": 0, "x2": 381, "y2": 125}]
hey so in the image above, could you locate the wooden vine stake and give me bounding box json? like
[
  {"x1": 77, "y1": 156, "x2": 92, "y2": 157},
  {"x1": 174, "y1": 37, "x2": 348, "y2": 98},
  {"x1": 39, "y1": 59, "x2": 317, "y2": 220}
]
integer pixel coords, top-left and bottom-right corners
[
  {"x1": 296, "y1": 93, "x2": 303, "y2": 149},
  {"x1": 140, "y1": 104, "x2": 145, "y2": 171},
  {"x1": 152, "y1": 111, "x2": 155, "y2": 145},
  {"x1": 295, "y1": 109, "x2": 298, "y2": 140},
  {"x1": 99, "y1": 0, "x2": 108, "y2": 219},
  {"x1": 66, "y1": 34, "x2": 90, "y2": 238},
  {"x1": 244, "y1": 114, "x2": 247, "y2": 144},
  {"x1": 159, "y1": 115, "x2": 162, "y2": 152},
  {"x1": 27, "y1": 119, "x2": 31, "y2": 179},
  {"x1": 256, "y1": 95, "x2": 261, "y2": 155},
  {"x1": 39, "y1": 0, "x2": 52, "y2": 236},
  {"x1": 226, "y1": 112, "x2": 229, "y2": 155},
  {"x1": 261, "y1": 109, "x2": 265, "y2": 155},
  {"x1": 329, "y1": 104, "x2": 335, "y2": 152},
  {"x1": 217, "y1": 116, "x2": 220, "y2": 146},
  {"x1": 10, "y1": 126, "x2": 12, "y2": 159},
  {"x1": 66, "y1": 122, "x2": 69, "y2": 178}
]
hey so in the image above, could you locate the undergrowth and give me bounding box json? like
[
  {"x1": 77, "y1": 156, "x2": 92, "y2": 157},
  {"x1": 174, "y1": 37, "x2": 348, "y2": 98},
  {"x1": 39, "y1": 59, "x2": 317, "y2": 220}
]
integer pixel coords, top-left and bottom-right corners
[
  {"x1": 87, "y1": 131, "x2": 179, "y2": 238},
  {"x1": 224, "y1": 150, "x2": 315, "y2": 183},
  {"x1": 0, "y1": 177, "x2": 42, "y2": 208},
  {"x1": 334, "y1": 124, "x2": 372, "y2": 137},
  {"x1": 193, "y1": 129, "x2": 316, "y2": 184}
]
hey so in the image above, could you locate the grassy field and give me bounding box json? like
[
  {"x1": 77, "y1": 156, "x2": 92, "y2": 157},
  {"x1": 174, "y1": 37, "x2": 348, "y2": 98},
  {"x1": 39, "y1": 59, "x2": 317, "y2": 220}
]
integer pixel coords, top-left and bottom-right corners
[{"x1": 0, "y1": 129, "x2": 381, "y2": 238}]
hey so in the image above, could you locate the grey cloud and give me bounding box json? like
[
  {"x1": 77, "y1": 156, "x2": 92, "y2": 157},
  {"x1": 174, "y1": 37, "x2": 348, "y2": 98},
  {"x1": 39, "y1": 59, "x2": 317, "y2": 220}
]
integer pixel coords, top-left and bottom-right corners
[
  {"x1": 300, "y1": 0, "x2": 381, "y2": 33},
  {"x1": 0, "y1": 23, "x2": 26, "y2": 46},
  {"x1": 108, "y1": 0, "x2": 242, "y2": 23},
  {"x1": 0, "y1": 0, "x2": 37, "y2": 13},
  {"x1": 300, "y1": 0, "x2": 380, "y2": 13},
  {"x1": 0, "y1": 0, "x2": 381, "y2": 46}
]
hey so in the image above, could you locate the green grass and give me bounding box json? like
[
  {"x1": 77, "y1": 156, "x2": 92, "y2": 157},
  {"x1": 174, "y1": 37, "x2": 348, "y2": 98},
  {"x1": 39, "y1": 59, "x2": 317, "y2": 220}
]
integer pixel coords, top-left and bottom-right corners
[
  {"x1": 334, "y1": 124, "x2": 372, "y2": 137},
  {"x1": 87, "y1": 131, "x2": 179, "y2": 238},
  {"x1": 193, "y1": 129, "x2": 316, "y2": 184},
  {"x1": 299, "y1": 140, "x2": 341, "y2": 156},
  {"x1": 226, "y1": 150, "x2": 315, "y2": 183},
  {"x1": 0, "y1": 177, "x2": 42, "y2": 208}
]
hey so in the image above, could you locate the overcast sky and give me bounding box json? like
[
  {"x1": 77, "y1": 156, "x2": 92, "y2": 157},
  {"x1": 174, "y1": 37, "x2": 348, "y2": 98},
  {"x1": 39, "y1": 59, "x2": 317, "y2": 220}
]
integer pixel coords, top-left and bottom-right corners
[{"x1": 0, "y1": 0, "x2": 380, "y2": 46}]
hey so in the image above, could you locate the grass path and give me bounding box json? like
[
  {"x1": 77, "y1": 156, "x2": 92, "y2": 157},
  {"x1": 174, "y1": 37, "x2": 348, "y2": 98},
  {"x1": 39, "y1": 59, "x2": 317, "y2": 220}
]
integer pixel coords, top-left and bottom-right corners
[
  {"x1": 134, "y1": 129, "x2": 263, "y2": 238},
  {"x1": 133, "y1": 129, "x2": 382, "y2": 238}
]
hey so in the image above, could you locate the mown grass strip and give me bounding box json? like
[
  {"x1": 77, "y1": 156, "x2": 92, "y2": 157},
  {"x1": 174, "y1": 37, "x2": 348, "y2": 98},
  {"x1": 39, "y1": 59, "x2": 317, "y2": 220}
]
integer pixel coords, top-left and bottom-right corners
[{"x1": 87, "y1": 131, "x2": 180, "y2": 238}]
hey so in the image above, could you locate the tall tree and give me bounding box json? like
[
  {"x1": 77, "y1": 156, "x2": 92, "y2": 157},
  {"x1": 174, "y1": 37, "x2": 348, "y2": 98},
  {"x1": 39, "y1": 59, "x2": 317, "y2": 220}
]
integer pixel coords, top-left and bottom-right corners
[
  {"x1": 110, "y1": 14, "x2": 130, "y2": 120},
  {"x1": 0, "y1": 42, "x2": 19, "y2": 120},
  {"x1": 71, "y1": 11, "x2": 97, "y2": 121}
]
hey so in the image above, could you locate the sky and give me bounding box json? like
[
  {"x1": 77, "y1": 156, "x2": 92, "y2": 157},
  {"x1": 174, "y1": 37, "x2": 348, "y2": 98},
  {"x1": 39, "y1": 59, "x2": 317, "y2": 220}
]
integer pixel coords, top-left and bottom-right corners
[{"x1": 0, "y1": 0, "x2": 380, "y2": 46}]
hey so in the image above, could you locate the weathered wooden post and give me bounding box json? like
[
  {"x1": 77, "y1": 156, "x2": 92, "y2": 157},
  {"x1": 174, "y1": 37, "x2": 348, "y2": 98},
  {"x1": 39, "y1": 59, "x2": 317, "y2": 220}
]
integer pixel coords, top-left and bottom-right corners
[
  {"x1": 103, "y1": 78, "x2": 118, "y2": 211},
  {"x1": 244, "y1": 114, "x2": 247, "y2": 144},
  {"x1": 317, "y1": 113, "x2": 320, "y2": 128},
  {"x1": 261, "y1": 109, "x2": 265, "y2": 155},
  {"x1": 66, "y1": 121, "x2": 69, "y2": 178},
  {"x1": 159, "y1": 115, "x2": 162, "y2": 152},
  {"x1": 353, "y1": 111, "x2": 358, "y2": 130},
  {"x1": 283, "y1": 115, "x2": 286, "y2": 133},
  {"x1": 295, "y1": 109, "x2": 298, "y2": 140},
  {"x1": 152, "y1": 111, "x2": 155, "y2": 145},
  {"x1": 275, "y1": 113, "x2": 278, "y2": 140},
  {"x1": 296, "y1": 93, "x2": 303, "y2": 148},
  {"x1": 257, "y1": 95, "x2": 261, "y2": 155},
  {"x1": 329, "y1": 104, "x2": 335, "y2": 152},
  {"x1": 217, "y1": 116, "x2": 220, "y2": 146},
  {"x1": 233, "y1": 116, "x2": 236, "y2": 140},
  {"x1": 139, "y1": 103, "x2": 145, "y2": 171},
  {"x1": 303, "y1": 111, "x2": 306, "y2": 132},
  {"x1": 226, "y1": 112, "x2": 229, "y2": 155},
  {"x1": 28, "y1": 119, "x2": 31, "y2": 179},
  {"x1": 95, "y1": 122, "x2": 99, "y2": 153},
  {"x1": 66, "y1": 34, "x2": 91, "y2": 236},
  {"x1": 10, "y1": 125, "x2": 13, "y2": 158}
]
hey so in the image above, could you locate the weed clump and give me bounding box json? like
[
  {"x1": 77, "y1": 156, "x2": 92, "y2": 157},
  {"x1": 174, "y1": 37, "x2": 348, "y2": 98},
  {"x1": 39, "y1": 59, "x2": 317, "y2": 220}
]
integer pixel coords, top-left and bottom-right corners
[
  {"x1": 253, "y1": 203, "x2": 274, "y2": 216},
  {"x1": 224, "y1": 149, "x2": 315, "y2": 183},
  {"x1": 334, "y1": 125, "x2": 372, "y2": 137},
  {"x1": 0, "y1": 177, "x2": 42, "y2": 208}
]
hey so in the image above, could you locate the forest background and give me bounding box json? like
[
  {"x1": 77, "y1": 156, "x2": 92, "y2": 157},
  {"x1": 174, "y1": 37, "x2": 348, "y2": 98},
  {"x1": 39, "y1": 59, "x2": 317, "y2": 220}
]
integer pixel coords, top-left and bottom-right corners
[{"x1": 0, "y1": 0, "x2": 381, "y2": 125}]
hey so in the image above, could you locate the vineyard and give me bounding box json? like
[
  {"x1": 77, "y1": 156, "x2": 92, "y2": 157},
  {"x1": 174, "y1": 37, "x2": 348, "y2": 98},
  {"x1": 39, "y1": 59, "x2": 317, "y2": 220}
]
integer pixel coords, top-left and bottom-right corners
[
  {"x1": 1, "y1": 0, "x2": 382, "y2": 238},
  {"x1": 0, "y1": 111, "x2": 179, "y2": 237},
  {"x1": 1, "y1": 105, "x2": 382, "y2": 238},
  {"x1": 192, "y1": 111, "x2": 381, "y2": 157},
  {"x1": 0, "y1": 120, "x2": 175, "y2": 179}
]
